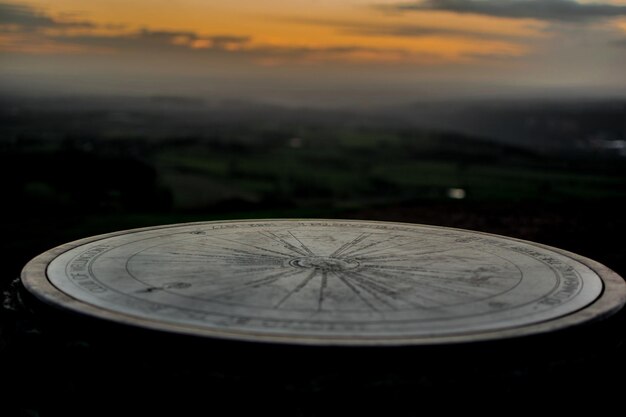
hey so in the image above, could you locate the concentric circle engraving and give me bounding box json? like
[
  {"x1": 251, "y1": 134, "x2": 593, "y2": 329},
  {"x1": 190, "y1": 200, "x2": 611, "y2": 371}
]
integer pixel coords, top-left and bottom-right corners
[
  {"x1": 21, "y1": 219, "x2": 626, "y2": 345},
  {"x1": 288, "y1": 257, "x2": 360, "y2": 272}
]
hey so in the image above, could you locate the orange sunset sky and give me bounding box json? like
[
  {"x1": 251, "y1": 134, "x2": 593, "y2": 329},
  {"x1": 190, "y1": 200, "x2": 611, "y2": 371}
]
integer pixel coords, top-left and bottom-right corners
[{"x1": 1, "y1": 0, "x2": 626, "y2": 104}]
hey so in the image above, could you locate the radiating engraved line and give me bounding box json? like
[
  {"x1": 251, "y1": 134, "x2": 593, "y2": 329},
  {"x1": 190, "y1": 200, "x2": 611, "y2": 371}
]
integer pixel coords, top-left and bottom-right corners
[
  {"x1": 411, "y1": 276, "x2": 505, "y2": 293},
  {"x1": 207, "y1": 268, "x2": 303, "y2": 299},
  {"x1": 362, "y1": 247, "x2": 455, "y2": 261},
  {"x1": 344, "y1": 270, "x2": 398, "y2": 297},
  {"x1": 160, "y1": 248, "x2": 282, "y2": 261},
  {"x1": 138, "y1": 249, "x2": 279, "y2": 262},
  {"x1": 365, "y1": 264, "x2": 481, "y2": 274},
  {"x1": 366, "y1": 276, "x2": 471, "y2": 302},
  {"x1": 139, "y1": 256, "x2": 279, "y2": 267},
  {"x1": 339, "y1": 235, "x2": 399, "y2": 258},
  {"x1": 130, "y1": 267, "x2": 274, "y2": 281},
  {"x1": 288, "y1": 231, "x2": 316, "y2": 256},
  {"x1": 392, "y1": 266, "x2": 513, "y2": 280},
  {"x1": 209, "y1": 236, "x2": 293, "y2": 258},
  {"x1": 352, "y1": 241, "x2": 448, "y2": 259},
  {"x1": 353, "y1": 256, "x2": 413, "y2": 263},
  {"x1": 190, "y1": 269, "x2": 296, "y2": 294},
  {"x1": 275, "y1": 269, "x2": 318, "y2": 309},
  {"x1": 260, "y1": 231, "x2": 310, "y2": 257},
  {"x1": 181, "y1": 247, "x2": 286, "y2": 263},
  {"x1": 366, "y1": 263, "x2": 503, "y2": 283},
  {"x1": 189, "y1": 257, "x2": 281, "y2": 267},
  {"x1": 317, "y1": 271, "x2": 328, "y2": 311},
  {"x1": 333, "y1": 271, "x2": 379, "y2": 312},
  {"x1": 353, "y1": 268, "x2": 446, "y2": 308},
  {"x1": 405, "y1": 278, "x2": 486, "y2": 298},
  {"x1": 186, "y1": 266, "x2": 295, "y2": 285},
  {"x1": 354, "y1": 268, "x2": 493, "y2": 305},
  {"x1": 342, "y1": 272, "x2": 397, "y2": 310},
  {"x1": 188, "y1": 252, "x2": 282, "y2": 262},
  {"x1": 330, "y1": 233, "x2": 371, "y2": 257},
  {"x1": 350, "y1": 239, "x2": 441, "y2": 257},
  {"x1": 363, "y1": 266, "x2": 503, "y2": 294},
  {"x1": 187, "y1": 240, "x2": 288, "y2": 260},
  {"x1": 420, "y1": 265, "x2": 517, "y2": 278}
]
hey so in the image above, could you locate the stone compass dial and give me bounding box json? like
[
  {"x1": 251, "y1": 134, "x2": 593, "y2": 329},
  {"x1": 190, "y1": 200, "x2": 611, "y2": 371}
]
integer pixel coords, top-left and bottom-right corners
[{"x1": 21, "y1": 220, "x2": 626, "y2": 345}]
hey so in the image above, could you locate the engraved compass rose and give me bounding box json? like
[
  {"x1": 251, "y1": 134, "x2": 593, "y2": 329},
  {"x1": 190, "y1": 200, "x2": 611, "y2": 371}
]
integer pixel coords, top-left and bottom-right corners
[{"x1": 21, "y1": 219, "x2": 626, "y2": 345}]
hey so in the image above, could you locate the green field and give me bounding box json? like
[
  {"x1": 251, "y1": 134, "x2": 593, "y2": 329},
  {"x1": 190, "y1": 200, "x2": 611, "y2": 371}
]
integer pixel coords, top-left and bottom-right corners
[{"x1": 147, "y1": 128, "x2": 626, "y2": 211}]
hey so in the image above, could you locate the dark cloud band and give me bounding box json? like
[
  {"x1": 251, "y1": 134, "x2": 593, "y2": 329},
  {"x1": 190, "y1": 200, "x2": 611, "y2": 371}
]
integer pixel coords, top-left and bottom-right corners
[
  {"x1": 290, "y1": 17, "x2": 527, "y2": 39},
  {"x1": 386, "y1": 0, "x2": 626, "y2": 22},
  {"x1": 0, "y1": 2, "x2": 94, "y2": 29},
  {"x1": 0, "y1": 2, "x2": 414, "y2": 62}
]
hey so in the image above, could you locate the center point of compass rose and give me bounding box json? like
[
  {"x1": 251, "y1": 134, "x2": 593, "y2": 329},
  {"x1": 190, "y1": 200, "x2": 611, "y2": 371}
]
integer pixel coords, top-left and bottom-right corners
[{"x1": 288, "y1": 256, "x2": 360, "y2": 272}]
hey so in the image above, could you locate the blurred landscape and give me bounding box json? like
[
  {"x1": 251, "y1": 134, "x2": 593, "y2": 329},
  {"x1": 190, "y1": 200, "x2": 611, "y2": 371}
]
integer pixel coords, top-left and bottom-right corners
[
  {"x1": 2, "y1": 92, "x2": 626, "y2": 415},
  {"x1": 1, "y1": 93, "x2": 625, "y2": 280}
]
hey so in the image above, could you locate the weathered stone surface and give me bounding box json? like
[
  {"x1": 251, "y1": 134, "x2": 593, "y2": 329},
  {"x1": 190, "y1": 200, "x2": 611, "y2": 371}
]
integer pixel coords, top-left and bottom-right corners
[{"x1": 21, "y1": 219, "x2": 626, "y2": 345}]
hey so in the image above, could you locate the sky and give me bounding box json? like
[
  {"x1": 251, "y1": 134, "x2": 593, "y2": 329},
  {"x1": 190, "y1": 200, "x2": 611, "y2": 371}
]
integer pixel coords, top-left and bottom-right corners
[{"x1": 1, "y1": 0, "x2": 626, "y2": 105}]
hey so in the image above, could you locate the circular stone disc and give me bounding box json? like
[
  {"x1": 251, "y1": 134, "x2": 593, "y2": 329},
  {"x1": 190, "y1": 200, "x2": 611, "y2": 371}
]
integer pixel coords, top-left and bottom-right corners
[{"x1": 22, "y1": 219, "x2": 626, "y2": 345}]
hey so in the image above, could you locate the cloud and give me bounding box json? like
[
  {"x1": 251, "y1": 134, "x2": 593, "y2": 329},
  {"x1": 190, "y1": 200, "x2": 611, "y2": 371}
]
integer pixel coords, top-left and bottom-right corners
[
  {"x1": 0, "y1": 1, "x2": 515, "y2": 65},
  {"x1": 37, "y1": 26, "x2": 412, "y2": 65},
  {"x1": 384, "y1": 0, "x2": 626, "y2": 23},
  {"x1": 0, "y1": 2, "x2": 94, "y2": 30},
  {"x1": 350, "y1": 23, "x2": 486, "y2": 38},
  {"x1": 0, "y1": 4, "x2": 413, "y2": 64},
  {"x1": 251, "y1": 44, "x2": 415, "y2": 61},
  {"x1": 0, "y1": 2, "x2": 254, "y2": 56},
  {"x1": 129, "y1": 29, "x2": 251, "y2": 50},
  {"x1": 0, "y1": 2, "x2": 404, "y2": 63},
  {"x1": 291, "y1": 17, "x2": 528, "y2": 40}
]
